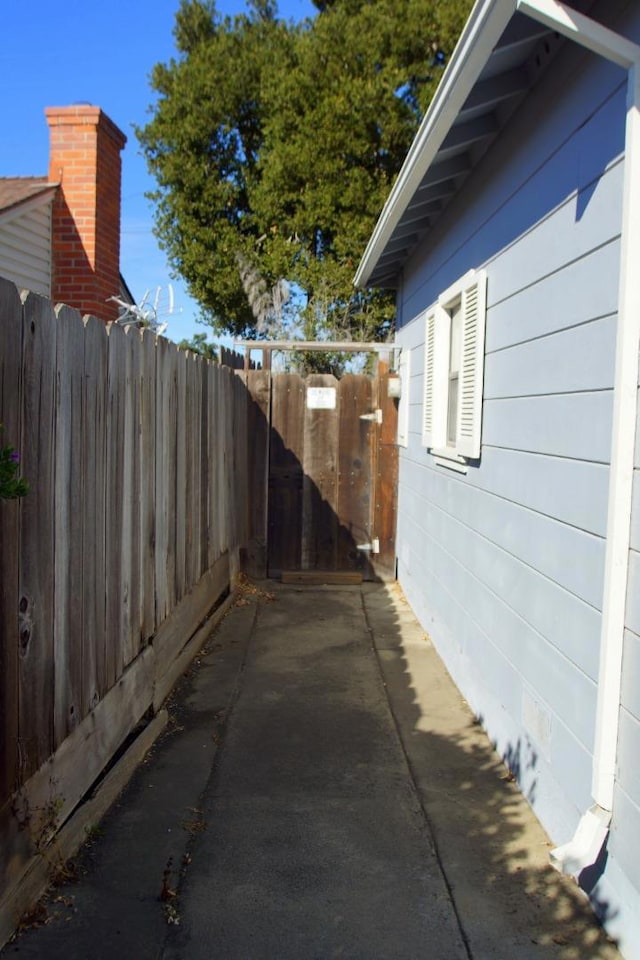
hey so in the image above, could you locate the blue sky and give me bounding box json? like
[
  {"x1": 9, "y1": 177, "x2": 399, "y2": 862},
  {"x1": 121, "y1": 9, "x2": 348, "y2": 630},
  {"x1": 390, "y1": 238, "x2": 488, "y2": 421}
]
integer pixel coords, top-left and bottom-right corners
[{"x1": 0, "y1": 0, "x2": 316, "y2": 346}]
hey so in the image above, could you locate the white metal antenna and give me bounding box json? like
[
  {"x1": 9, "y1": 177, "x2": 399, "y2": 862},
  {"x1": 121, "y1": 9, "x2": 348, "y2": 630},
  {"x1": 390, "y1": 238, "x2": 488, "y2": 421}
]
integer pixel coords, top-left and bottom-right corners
[{"x1": 108, "y1": 283, "x2": 178, "y2": 336}]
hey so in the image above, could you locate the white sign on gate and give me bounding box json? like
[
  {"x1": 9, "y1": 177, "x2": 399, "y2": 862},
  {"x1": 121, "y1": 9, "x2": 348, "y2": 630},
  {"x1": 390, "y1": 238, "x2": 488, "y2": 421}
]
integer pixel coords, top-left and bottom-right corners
[{"x1": 306, "y1": 387, "x2": 336, "y2": 410}]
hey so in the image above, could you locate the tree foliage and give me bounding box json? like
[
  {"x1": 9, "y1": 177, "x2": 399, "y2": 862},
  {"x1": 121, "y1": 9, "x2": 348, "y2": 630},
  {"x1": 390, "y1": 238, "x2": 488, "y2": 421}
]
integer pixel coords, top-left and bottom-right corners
[
  {"x1": 138, "y1": 0, "x2": 471, "y2": 343},
  {"x1": 177, "y1": 332, "x2": 219, "y2": 360}
]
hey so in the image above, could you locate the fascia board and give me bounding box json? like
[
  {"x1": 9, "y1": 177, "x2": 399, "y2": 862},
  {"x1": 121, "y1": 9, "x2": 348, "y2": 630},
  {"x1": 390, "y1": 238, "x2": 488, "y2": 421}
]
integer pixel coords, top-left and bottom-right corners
[
  {"x1": 354, "y1": 0, "x2": 517, "y2": 289},
  {"x1": 517, "y1": 0, "x2": 640, "y2": 68}
]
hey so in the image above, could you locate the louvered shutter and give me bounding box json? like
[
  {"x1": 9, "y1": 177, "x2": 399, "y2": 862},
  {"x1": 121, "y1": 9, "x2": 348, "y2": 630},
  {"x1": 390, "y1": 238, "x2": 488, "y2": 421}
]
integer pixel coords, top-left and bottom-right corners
[
  {"x1": 397, "y1": 348, "x2": 411, "y2": 447},
  {"x1": 456, "y1": 270, "x2": 487, "y2": 459},
  {"x1": 422, "y1": 310, "x2": 437, "y2": 447}
]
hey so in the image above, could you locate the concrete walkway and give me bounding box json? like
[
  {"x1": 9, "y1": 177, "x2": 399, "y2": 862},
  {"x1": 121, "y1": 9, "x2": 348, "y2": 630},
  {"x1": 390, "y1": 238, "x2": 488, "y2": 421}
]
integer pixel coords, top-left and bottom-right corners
[{"x1": 2, "y1": 582, "x2": 621, "y2": 959}]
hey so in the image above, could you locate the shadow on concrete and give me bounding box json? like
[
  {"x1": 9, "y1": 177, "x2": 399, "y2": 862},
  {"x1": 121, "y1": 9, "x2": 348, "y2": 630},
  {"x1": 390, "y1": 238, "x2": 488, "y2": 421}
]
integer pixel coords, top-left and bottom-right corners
[
  {"x1": 2, "y1": 579, "x2": 622, "y2": 960},
  {"x1": 0, "y1": 367, "x2": 622, "y2": 959},
  {"x1": 365, "y1": 582, "x2": 621, "y2": 959},
  {"x1": 236, "y1": 368, "x2": 397, "y2": 585}
]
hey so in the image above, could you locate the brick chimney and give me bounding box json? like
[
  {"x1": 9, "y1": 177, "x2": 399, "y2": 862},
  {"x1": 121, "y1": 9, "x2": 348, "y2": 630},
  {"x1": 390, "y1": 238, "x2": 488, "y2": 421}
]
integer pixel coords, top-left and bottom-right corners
[{"x1": 45, "y1": 105, "x2": 127, "y2": 324}]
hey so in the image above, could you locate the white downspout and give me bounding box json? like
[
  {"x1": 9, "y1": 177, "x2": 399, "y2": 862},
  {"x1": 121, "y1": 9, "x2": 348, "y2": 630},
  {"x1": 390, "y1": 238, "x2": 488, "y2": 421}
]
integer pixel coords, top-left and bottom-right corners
[
  {"x1": 592, "y1": 60, "x2": 640, "y2": 813},
  {"x1": 516, "y1": 0, "x2": 640, "y2": 877}
]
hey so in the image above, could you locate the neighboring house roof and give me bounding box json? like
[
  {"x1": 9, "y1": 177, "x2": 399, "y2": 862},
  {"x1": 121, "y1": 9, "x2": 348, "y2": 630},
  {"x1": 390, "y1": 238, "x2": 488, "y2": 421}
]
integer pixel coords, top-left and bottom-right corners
[
  {"x1": 0, "y1": 176, "x2": 58, "y2": 298},
  {"x1": 355, "y1": 0, "x2": 595, "y2": 289},
  {"x1": 119, "y1": 273, "x2": 136, "y2": 307},
  {"x1": 0, "y1": 177, "x2": 57, "y2": 220}
]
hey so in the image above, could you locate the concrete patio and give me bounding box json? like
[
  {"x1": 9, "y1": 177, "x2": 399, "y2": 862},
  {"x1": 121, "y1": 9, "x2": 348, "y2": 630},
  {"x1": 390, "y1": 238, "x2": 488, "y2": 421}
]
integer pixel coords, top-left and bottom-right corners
[{"x1": 1, "y1": 581, "x2": 621, "y2": 959}]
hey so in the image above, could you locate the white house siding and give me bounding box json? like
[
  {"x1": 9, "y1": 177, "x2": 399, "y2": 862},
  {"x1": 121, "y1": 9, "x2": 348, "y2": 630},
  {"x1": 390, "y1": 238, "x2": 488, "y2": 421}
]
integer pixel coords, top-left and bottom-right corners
[
  {"x1": 603, "y1": 371, "x2": 640, "y2": 952},
  {"x1": 394, "y1": 7, "x2": 640, "y2": 943},
  {"x1": 0, "y1": 200, "x2": 52, "y2": 298}
]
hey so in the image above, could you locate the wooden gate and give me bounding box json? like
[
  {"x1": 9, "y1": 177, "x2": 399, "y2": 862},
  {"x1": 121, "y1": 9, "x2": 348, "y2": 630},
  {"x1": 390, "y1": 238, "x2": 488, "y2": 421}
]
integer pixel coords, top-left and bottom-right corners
[{"x1": 263, "y1": 368, "x2": 398, "y2": 581}]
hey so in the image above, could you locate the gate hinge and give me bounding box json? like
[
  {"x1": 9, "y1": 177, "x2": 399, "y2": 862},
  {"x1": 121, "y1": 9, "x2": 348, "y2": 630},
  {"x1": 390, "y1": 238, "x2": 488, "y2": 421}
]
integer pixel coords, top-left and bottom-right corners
[
  {"x1": 357, "y1": 537, "x2": 380, "y2": 554},
  {"x1": 359, "y1": 409, "x2": 383, "y2": 424}
]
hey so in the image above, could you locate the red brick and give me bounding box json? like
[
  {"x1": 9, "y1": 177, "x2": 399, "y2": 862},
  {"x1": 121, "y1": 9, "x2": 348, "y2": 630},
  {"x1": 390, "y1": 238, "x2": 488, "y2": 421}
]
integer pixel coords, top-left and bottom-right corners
[{"x1": 47, "y1": 105, "x2": 126, "y2": 324}]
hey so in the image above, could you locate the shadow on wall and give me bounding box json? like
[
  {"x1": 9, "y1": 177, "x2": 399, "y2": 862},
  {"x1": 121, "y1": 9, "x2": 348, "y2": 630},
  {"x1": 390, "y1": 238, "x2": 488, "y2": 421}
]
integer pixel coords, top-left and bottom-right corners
[
  {"x1": 0, "y1": 369, "x2": 621, "y2": 959},
  {"x1": 266, "y1": 421, "x2": 375, "y2": 580},
  {"x1": 238, "y1": 369, "x2": 397, "y2": 584},
  {"x1": 408, "y1": 57, "x2": 627, "y2": 313},
  {"x1": 0, "y1": 548, "x2": 622, "y2": 958},
  {"x1": 236, "y1": 369, "x2": 620, "y2": 954},
  {"x1": 502, "y1": 734, "x2": 539, "y2": 806},
  {"x1": 50, "y1": 195, "x2": 116, "y2": 323}
]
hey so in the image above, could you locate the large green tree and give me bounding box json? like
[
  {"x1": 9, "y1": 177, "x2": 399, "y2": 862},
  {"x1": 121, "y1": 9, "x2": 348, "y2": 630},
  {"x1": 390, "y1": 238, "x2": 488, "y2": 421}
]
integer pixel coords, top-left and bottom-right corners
[{"x1": 138, "y1": 0, "x2": 471, "y2": 342}]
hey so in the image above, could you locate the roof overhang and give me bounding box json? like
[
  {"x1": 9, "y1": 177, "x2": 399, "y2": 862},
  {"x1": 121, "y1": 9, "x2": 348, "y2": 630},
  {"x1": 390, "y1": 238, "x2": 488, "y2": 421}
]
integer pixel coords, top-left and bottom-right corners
[
  {"x1": 354, "y1": 0, "x2": 595, "y2": 289},
  {"x1": 0, "y1": 179, "x2": 57, "y2": 227}
]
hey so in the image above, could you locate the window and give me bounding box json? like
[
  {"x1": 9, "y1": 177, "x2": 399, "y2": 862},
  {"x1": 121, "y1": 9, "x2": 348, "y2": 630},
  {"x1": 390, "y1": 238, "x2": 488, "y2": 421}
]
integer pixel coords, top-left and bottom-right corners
[{"x1": 422, "y1": 269, "x2": 487, "y2": 468}]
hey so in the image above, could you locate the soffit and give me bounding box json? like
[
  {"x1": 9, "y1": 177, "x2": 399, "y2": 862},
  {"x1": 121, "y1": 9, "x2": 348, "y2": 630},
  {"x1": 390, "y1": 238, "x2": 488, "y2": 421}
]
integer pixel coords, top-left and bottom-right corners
[{"x1": 355, "y1": 0, "x2": 595, "y2": 289}]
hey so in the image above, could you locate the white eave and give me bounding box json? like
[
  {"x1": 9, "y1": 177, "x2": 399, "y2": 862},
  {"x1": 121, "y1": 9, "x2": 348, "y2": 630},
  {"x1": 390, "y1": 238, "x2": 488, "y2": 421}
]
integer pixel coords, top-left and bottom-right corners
[{"x1": 354, "y1": 0, "x2": 596, "y2": 290}]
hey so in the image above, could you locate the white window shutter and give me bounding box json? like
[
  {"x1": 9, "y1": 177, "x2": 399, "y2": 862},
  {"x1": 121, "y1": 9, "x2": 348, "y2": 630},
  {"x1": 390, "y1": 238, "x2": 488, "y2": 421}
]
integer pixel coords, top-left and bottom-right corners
[
  {"x1": 422, "y1": 310, "x2": 436, "y2": 447},
  {"x1": 456, "y1": 270, "x2": 487, "y2": 459},
  {"x1": 397, "y1": 348, "x2": 411, "y2": 448}
]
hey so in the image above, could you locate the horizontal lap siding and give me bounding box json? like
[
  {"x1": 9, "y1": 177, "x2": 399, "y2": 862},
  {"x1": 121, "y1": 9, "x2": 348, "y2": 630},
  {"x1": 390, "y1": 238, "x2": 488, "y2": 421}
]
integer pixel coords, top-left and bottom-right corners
[
  {"x1": 401, "y1": 459, "x2": 602, "y2": 685},
  {"x1": 482, "y1": 392, "x2": 612, "y2": 463},
  {"x1": 0, "y1": 203, "x2": 52, "y2": 298},
  {"x1": 399, "y1": 36, "x2": 626, "y2": 322},
  {"x1": 396, "y1": 485, "x2": 595, "y2": 823},
  {"x1": 615, "y1": 367, "x2": 640, "y2": 924},
  {"x1": 394, "y1": 12, "x2": 629, "y2": 843}
]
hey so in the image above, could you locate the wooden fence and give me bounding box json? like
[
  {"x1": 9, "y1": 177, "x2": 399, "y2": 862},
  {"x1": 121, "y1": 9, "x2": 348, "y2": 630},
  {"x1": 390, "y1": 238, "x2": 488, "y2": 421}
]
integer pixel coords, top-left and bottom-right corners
[
  {"x1": 220, "y1": 344, "x2": 260, "y2": 370},
  {"x1": 0, "y1": 277, "x2": 260, "y2": 941}
]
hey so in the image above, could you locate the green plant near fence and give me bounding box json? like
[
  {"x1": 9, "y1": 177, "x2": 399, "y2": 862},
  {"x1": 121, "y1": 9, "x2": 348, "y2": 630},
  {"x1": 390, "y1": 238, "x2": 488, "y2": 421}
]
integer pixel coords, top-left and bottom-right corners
[{"x1": 0, "y1": 425, "x2": 28, "y2": 499}]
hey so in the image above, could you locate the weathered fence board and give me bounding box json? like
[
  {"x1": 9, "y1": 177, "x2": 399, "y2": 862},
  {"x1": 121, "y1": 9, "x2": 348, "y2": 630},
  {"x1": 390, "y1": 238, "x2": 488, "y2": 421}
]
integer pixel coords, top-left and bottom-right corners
[
  {"x1": 0, "y1": 708, "x2": 168, "y2": 951},
  {"x1": 337, "y1": 375, "x2": 374, "y2": 575},
  {"x1": 53, "y1": 305, "x2": 85, "y2": 743},
  {"x1": 184, "y1": 353, "x2": 199, "y2": 589},
  {"x1": 154, "y1": 335, "x2": 170, "y2": 624},
  {"x1": 266, "y1": 370, "x2": 396, "y2": 580},
  {"x1": 139, "y1": 329, "x2": 156, "y2": 643},
  {"x1": 82, "y1": 315, "x2": 108, "y2": 712},
  {"x1": 19, "y1": 292, "x2": 57, "y2": 778},
  {"x1": 0, "y1": 278, "x2": 23, "y2": 801},
  {"x1": 12, "y1": 643, "x2": 156, "y2": 849},
  {"x1": 0, "y1": 280, "x2": 261, "y2": 944},
  {"x1": 268, "y1": 374, "x2": 306, "y2": 575},
  {"x1": 175, "y1": 348, "x2": 187, "y2": 602},
  {"x1": 153, "y1": 550, "x2": 230, "y2": 669},
  {"x1": 122, "y1": 325, "x2": 141, "y2": 669},
  {"x1": 231, "y1": 371, "x2": 249, "y2": 556},
  {"x1": 105, "y1": 321, "x2": 126, "y2": 687},
  {"x1": 217, "y1": 368, "x2": 230, "y2": 553},
  {"x1": 0, "y1": 280, "x2": 398, "y2": 944},
  {"x1": 302, "y1": 374, "x2": 339, "y2": 570},
  {"x1": 153, "y1": 551, "x2": 232, "y2": 710},
  {"x1": 199, "y1": 359, "x2": 210, "y2": 576},
  {"x1": 166, "y1": 342, "x2": 179, "y2": 611},
  {"x1": 372, "y1": 366, "x2": 399, "y2": 581},
  {"x1": 241, "y1": 370, "x2": 271, "y2": 578},
  {"x1": 206, "y1": 361, "x2": 219, "y2": 566}
]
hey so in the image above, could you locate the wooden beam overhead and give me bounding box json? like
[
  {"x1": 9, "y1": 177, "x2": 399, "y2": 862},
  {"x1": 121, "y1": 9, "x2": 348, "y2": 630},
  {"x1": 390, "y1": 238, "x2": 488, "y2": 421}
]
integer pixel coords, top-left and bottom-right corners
[{"x1": 234, "y1": 340, "x2": 394, "y2": 354}]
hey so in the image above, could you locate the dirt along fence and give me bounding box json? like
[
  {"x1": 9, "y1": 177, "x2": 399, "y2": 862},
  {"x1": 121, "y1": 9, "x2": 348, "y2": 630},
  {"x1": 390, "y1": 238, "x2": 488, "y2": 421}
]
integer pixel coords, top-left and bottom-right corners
[{"x1": 0, "y1": 277, "x2": 263, "y2": 944}]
